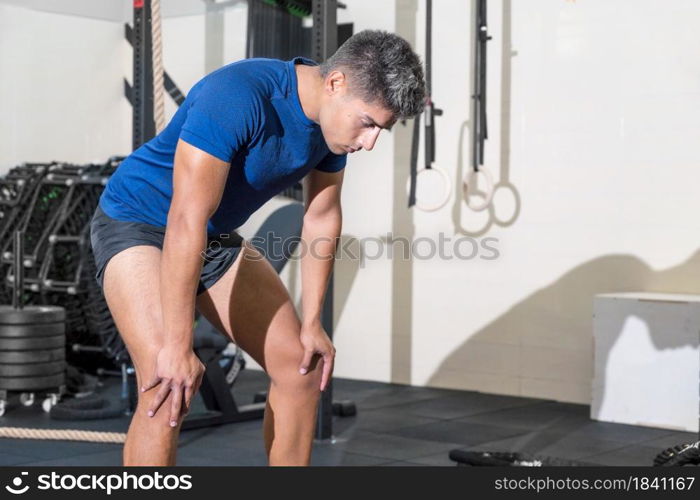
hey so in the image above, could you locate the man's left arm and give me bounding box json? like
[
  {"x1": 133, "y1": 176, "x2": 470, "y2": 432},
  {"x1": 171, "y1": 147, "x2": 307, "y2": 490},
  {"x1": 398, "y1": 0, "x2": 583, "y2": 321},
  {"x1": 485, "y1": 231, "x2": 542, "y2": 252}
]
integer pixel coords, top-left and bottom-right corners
[{"x1": 297, "y1": 168, "x2": 344, "y2": 391}]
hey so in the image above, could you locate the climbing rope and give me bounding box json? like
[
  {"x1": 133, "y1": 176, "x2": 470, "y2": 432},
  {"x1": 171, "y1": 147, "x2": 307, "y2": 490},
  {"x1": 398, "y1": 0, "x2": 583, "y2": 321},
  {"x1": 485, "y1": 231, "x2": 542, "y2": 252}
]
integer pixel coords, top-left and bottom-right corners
[
  {"x1": 151, "y1": 0, "x2": 166, "y2": 134},
  {"x1": 0, "y1": 427, "x2": 125, "y2": 444}
]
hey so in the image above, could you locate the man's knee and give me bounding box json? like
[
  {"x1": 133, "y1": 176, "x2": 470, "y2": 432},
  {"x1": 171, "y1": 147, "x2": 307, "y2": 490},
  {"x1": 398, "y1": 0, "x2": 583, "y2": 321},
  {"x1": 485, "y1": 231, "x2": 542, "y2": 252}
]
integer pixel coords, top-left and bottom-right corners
[
  {"x1": 269, "y1": 350, "x2": 323, "y2": 395},
  {"x1": 134, "y1": 386, "x2": 185, "y2": 429},
  {"x1": 131, "y1": 350, "x2": 174, "y2": 418}
]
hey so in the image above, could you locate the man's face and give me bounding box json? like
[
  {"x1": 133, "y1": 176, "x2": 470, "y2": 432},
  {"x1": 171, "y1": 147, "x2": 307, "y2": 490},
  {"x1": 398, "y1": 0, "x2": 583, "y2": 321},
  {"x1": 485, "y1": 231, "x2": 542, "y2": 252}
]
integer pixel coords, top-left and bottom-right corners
[{"x1": 318, "y1": 73, "x2": 396, "y2": 156}]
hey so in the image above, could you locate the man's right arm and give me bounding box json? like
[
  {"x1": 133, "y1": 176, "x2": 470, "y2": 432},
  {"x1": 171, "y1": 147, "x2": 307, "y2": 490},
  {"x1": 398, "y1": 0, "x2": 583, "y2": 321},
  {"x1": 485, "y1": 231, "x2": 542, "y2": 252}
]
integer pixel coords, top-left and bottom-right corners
[
  {"x1": 160, "y1": 139, "x2": 230, "y2": 349},
  {"x1": 141, "y1": 138, "x2": 230, "y2": 426}
]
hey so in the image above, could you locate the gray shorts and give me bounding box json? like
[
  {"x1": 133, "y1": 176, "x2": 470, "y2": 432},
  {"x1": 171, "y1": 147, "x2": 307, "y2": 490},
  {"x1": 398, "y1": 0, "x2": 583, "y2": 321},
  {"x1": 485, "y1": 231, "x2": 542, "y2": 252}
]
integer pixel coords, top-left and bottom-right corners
[{"x1": 89, "y1": 204, "x2": 244, "y2": 296}]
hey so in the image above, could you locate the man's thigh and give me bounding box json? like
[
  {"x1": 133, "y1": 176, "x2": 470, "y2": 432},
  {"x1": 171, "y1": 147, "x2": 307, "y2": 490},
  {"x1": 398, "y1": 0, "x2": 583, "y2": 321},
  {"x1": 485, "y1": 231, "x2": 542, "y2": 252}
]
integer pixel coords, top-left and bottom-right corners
[
  {"x1": 102, "y1": 245, "x2": 165, "y2": 386},
  {"x1": 196, "y1": 242, "x2": 312, "y2": 379}
]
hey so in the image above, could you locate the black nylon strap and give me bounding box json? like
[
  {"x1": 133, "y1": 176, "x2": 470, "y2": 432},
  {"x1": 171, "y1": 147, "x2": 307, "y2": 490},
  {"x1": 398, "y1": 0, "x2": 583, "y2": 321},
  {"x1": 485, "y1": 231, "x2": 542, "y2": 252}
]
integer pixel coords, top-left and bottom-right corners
[{"x1": 408, "y1": 113, "x2": 421, "y2": 207}]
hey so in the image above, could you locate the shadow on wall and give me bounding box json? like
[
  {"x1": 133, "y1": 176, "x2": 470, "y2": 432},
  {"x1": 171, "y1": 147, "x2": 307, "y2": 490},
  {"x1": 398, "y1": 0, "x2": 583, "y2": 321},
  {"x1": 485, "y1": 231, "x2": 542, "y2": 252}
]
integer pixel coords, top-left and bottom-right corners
[
  {"x1": 329, "y1": 235, "x2": 362, "y2": 325},
  {"x1": 426, "y1": 250, "x2": 700, "y2": 405},
  {"x1": 290, "y1": 234, "x2": 362, "y2": 326}
]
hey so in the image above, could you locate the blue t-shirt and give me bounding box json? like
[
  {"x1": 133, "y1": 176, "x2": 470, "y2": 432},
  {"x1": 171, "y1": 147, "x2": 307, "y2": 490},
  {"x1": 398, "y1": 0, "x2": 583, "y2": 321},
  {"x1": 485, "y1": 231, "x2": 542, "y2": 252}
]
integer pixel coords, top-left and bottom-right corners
[{"x1": 99, "y1": 57, "x2": 346, "y2": 236}]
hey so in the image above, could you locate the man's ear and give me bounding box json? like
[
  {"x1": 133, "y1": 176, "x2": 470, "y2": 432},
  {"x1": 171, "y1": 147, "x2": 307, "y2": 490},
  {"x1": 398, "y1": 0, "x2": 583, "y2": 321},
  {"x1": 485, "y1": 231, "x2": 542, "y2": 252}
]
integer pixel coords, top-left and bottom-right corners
[{"x1": 325, "y1": 69, "x2": 347, "y2": 95}]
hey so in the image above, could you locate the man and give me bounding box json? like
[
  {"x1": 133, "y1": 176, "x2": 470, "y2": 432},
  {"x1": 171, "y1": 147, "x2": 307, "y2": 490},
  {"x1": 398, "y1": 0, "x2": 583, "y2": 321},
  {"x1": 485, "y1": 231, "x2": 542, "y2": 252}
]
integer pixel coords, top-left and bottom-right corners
[{"x1": 90, "y1": 29, "x2": 425, "y2": 466}]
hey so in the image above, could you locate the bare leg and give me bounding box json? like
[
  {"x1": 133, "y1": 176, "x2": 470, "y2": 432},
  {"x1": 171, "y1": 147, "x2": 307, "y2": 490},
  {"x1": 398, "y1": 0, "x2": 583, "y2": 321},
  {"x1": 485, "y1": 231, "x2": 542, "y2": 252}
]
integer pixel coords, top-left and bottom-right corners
[
  {"x1": 102, "y1": 246, "x2": 182, "y2": 466},
  {"x1": 196, "y1": 242, "x2": 323, "y2": 466}
]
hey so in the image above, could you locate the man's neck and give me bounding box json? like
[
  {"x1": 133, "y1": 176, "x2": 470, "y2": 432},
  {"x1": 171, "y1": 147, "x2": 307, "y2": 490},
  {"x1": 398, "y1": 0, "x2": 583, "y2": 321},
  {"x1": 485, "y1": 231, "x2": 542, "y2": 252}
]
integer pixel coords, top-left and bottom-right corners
[{"x1": 295, "y1": 64, "x2": 322, "y2": 125}]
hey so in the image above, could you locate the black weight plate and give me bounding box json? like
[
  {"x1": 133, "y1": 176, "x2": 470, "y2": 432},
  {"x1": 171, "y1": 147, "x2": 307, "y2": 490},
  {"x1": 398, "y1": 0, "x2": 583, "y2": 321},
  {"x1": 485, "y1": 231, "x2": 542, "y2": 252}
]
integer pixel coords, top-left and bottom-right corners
[
  {"x1": 0, "y1": 361, "x2": 64, "y2": 377},
  {"x1": 0, "y1": 348, "x2": 65, "y2": 364},
  {"x1": 0, "y1": 335, "x2": 65, "y2": 351},
  {"x1": 0, "y1": 323, "x2": 65, "y2": 338},
  {"x1": 0, "y1": 305, "x2": 65, "y2": 325},
  {"x1": 0, "y1": 373, "x2": 65, "y2": 391}
]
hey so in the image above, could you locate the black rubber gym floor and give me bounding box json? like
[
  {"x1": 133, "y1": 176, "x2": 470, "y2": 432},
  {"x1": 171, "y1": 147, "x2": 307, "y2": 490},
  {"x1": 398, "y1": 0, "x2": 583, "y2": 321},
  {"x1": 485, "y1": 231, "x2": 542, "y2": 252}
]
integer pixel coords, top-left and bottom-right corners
[{"x1": 0, "y1": 370, "x2": 695, "y2": 466}]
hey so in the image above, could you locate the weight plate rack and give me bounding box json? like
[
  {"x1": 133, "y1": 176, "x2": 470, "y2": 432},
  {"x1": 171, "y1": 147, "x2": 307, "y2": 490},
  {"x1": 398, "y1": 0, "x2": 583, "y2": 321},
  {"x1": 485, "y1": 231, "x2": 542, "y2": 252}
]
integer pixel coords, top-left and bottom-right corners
[{"x1": 0, "y1": 157, "x2": 129, "y2": 376}]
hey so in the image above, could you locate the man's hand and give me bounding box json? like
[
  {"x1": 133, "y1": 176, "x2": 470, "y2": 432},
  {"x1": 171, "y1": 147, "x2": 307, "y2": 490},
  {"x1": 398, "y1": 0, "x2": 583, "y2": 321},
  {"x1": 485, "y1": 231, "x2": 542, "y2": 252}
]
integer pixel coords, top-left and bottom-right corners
[
  {"x1": 298, "y1": 320, "x2": 336, "y2": 392},
  {"x1": 141, "y1": 345, "x2": 206, "y2": 427}
]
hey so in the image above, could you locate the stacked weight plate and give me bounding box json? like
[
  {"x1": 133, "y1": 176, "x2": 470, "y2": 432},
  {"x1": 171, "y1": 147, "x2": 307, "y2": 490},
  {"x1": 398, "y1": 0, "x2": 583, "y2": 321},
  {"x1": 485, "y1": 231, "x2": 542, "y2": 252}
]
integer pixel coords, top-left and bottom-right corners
[{"x1": 0, "y1": 305, "x2": 66, "y2": 392}]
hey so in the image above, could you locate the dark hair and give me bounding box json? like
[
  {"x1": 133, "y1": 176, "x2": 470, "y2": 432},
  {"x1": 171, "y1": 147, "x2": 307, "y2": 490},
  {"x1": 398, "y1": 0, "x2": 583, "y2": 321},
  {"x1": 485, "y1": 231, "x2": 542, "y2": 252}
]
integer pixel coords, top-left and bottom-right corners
[{"x1": 319, "y1": 30, "x2": 426, "y2": 120}]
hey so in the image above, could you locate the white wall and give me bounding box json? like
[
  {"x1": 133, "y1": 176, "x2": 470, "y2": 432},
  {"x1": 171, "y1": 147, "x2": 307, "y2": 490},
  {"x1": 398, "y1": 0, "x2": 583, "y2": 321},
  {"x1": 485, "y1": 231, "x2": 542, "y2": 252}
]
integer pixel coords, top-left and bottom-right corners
[
  {"x1": 327, "y1": 0, "x2": 700, "y2": 404},
  {"x1": 3, "y1": 0, "x2": 699, "y2": 405},
  {"x1": 0, "y1": 3, "x2": 131, "y2": 171}
]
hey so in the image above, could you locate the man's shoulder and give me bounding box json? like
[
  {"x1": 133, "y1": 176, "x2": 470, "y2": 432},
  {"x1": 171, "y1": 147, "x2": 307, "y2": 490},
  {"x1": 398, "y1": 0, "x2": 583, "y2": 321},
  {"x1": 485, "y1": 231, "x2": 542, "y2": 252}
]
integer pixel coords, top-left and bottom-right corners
[
  {"x1": 186, "y1": 59, "x2": 288, "y2": 114},
  {"x1": 205, "y1": 58, "x2": 287, "y2": 90}
]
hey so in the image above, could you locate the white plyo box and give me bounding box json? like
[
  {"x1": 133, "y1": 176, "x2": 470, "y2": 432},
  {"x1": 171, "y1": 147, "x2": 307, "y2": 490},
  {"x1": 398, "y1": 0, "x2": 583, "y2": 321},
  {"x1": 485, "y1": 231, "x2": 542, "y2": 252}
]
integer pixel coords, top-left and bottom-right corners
[{"x1": 592, "y1": 293, "x2": 700, "y2": 432}]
